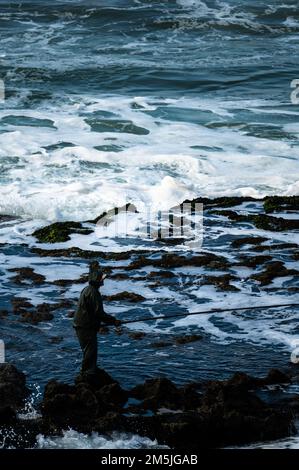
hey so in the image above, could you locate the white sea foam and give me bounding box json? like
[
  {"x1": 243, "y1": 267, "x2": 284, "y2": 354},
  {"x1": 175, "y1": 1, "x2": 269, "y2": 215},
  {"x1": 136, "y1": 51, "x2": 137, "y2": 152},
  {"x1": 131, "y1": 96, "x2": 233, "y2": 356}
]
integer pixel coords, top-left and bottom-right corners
[
  {"x1": 0, "y1": 94, "x2": 298, "y2": 222},
  {"x1": 36, "y1": 429, "x2": 167, "y2": 449}
]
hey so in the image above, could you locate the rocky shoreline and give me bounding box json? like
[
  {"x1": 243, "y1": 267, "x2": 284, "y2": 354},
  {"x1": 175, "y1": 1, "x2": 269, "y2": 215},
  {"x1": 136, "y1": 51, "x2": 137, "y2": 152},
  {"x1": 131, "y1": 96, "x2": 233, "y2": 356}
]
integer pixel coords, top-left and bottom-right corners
[
  {"x1": 0, "y1": 195, "x2": 298, "y2": 448},
  {"x1": 0, "y1": 363, "x2": 298, "y2": 449}
]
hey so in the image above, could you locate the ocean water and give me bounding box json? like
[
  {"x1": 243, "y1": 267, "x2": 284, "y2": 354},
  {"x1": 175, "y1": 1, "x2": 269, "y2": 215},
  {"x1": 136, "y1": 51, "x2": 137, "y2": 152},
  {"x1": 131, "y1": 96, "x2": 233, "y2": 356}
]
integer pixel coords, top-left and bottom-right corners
[
  {"x1": 0, "y1": 0, "x2": 298, "y2": 220},
  {"x1": 0, "y1": 0, "x2": 299, "y2": 449}
]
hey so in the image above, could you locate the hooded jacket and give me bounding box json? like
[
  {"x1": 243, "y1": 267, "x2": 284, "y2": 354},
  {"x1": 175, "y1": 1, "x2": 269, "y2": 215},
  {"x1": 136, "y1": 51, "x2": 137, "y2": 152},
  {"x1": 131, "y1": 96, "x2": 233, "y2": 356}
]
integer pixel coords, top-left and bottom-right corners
[{"x1": 73, "y1": 262, "x2": 116, "y2": 329}]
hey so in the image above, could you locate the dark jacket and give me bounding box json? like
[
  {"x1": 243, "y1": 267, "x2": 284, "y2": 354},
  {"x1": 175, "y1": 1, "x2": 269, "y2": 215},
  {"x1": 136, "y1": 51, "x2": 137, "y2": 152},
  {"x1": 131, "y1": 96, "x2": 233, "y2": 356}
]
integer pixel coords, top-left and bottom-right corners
[{"x1": 73, "y1": 282, "x2": 116, "y2": 330}]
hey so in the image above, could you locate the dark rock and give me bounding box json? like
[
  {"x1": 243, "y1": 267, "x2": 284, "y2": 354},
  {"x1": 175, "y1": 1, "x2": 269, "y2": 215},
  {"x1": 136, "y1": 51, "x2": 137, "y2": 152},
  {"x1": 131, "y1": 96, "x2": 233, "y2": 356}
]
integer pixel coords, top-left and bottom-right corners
[
  {"x1": 87, "y1": 203, "x2": 138, "y2": 225},
  {"x1": 32, "y1": 221, "x2": 93, "y2": 244},
  {"x1": 128, "y1": 252, "x2": 228, "y2": 271},
  {"x1": 49, "y1": 336, "x2": 63, "y2": 344},
  {"x1": 179, "y1": 384, "x2": 202, "y2": 410},
  {"x1": 53, "y1": 274, "x2": 88, "y2": 287},
  {"x1": 131, "y1": 378, "x2": 182, "y2": 410},
  {"x1": 74, "y1": 367, "x2": 117, "y2": 390},
  {"x1": 93, "y1": 412, "x2": 127, "y2": 433},
  {"x1": 103, "y1": 291, "x2": 146, "y2": 302},
  {"x1": 203, "y1": 274, "x2": 240, "y2": 292},
  {"x1": 211, "y1": 210, "x2": 299, "y2": 232},
  {"x1": 238, "y1": 255, "x2": 272, "y2": 268},
  {"x1": 0, "y1": 364, "x2": 29, "y2": 409},
  {"x1": 11, "y1": 297, "x2": 34, "y2": 314},
  {"x1": 263, "y1": 196, "x2": 299, "y2": 213},
  {"x1": 0, "y1": 405, "x2": 16, "y2": 424},
  {"x1": 38, "y1": 368, "x2": 295, "y2": 448},
  {"x1": 8, "y1": 267, "x2": 46, "y2": 285},
  {"x1": 42, "y1": 380, "x2": 98, "y2": 424},
  {"x1": 0, "y1": 309, "x2": 8, "y2": 318},
  {"x1": 249, "y1": 214, "x2": 299, "y2": 232},
  {"x1": 20, "y1": 310, "x2": 54, "y2": 324},
  {"x1": 95, "y1": 383, "x2": 128, "y2": 409},
  {"x1": 231, "y1": 236, "x2": 268, "y2": 248},
  {"x1": 147, "y1": 271, "x2": 175, "y2": 279},
  {"x1": 264, "y1": 369, "x2": 290, "y2": 385},
  {"x1": 175, "y1": 334, "x2": 203, "y2": 345},
  {"x1": 251, "y1": 242, "x2": 298, "y2": 252},
  {"x1": 251, "y1": 261, "x2": 298, "y2": 286},
  {"x1": 150, "y1": 341, "x2": 173, "y2": 348},
  {"x1": 182, "y1": 196, "x2": 258, "y2": 209},
  {"x1": 128, "y1": 332, "x2": 146, "y2": 340}
]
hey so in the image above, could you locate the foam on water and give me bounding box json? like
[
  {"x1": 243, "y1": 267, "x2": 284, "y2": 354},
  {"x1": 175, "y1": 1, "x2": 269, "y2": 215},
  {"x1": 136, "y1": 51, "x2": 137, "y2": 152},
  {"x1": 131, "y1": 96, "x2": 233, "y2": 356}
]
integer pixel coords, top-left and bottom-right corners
[
  {"x1": 36, "y1": 429, "x2": 168, "y2": 449},
  {"x1": 0, "y1": 94, "x2": 298, "y2": 221}
]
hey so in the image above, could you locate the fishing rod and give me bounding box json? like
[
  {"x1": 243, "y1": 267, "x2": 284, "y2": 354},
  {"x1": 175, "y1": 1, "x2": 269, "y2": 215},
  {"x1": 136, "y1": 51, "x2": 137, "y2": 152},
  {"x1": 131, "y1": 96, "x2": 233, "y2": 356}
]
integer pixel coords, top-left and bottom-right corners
[{"x1": 119, "y1": 302, "x2": 299, "y2": 325}]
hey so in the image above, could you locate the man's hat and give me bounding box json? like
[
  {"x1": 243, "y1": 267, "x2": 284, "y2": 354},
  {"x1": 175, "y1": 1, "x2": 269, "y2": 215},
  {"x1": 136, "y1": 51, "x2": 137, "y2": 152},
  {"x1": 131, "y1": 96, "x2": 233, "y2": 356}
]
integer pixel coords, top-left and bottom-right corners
[{"x1": 88, "y1": 261, "x2": 103, "y2": 283}]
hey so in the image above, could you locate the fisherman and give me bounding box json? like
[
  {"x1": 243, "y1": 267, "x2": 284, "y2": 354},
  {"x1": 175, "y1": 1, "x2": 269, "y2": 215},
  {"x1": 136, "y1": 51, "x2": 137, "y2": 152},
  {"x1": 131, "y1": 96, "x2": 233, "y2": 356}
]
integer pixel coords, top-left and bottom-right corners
[{"x1": 73, "y1": 261, "x2": 120, "y2": 377}]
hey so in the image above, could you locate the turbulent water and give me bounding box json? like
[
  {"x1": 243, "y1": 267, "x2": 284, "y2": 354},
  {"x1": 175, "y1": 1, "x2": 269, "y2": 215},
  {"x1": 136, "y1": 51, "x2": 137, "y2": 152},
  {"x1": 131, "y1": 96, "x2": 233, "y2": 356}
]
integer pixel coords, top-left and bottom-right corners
[
  {"x1": 0, "y1": 0, "x2": 299, "y2": 449},
  {"x1": 0, "y1": 0, "x2": 299, "y2": 220}
]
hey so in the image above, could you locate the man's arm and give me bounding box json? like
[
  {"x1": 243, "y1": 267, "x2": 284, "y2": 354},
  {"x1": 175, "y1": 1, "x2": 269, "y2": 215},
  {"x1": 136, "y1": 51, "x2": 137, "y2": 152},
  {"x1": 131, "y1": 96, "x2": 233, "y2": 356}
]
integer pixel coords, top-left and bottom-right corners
[{"x1": 91, "y1": 289, "x2": 120, "y2": 326}]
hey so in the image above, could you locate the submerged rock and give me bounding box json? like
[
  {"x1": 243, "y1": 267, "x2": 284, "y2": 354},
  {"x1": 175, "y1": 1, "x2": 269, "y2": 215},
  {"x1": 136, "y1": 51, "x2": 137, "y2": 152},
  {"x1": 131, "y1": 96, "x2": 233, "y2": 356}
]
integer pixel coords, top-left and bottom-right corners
[{"x1": 174, "y1": 334, "x2": 203, "y2": 345}]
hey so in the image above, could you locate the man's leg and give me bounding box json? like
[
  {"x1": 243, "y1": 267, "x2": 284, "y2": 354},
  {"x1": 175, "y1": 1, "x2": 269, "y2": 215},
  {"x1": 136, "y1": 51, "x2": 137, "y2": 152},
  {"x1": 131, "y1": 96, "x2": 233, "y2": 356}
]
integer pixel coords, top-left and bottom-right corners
[{"x1": 75, "y1": 328, "x2": 98, "y2": 375}]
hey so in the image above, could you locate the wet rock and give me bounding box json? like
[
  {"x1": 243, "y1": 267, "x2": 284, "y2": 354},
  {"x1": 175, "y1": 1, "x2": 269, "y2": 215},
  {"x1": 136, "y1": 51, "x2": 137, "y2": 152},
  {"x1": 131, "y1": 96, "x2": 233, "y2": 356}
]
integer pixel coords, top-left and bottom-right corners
[
  {"x1": 128, "y1": 331, "x2": 146, "y2": 340},
  {"x1": 264, "y1": 369, "x2": 290, "y2": 385},
  {"x1": 182, "y1": 196, "x2": 258, "y2": 209},
  {"x1": 147, "y1": 271, "x2": 175, "y2": 279},
  {"x1": 251, "y1": 242, "x2": 298, "y2": 252},
  {"x1": 53, "y1": 274, "x2": 89, "y2": 287},
  {"x1": 263, "y1": 196, "x2": 299, "y2": 213},
  {"x1": 175, "y1": 334, "x2": 202, "y2": 345},
  {"x1": 251, "y1": 261, "x2": 298, "y2": 285},
  {"x1": 74, "y1": 367, "x2": 117, "y2": 390},
  {"x1": 203, "y1": 274, "x2": 240, "y2": 292},
  {"x1": 211, "y1": 210, "x2": 299, "y2": 231},
  {"x1": 155, "y1": 237, "x2": 189, "y2": 246},
  {"x1": 0, "y1": 309, "x2": 8, "y2": 318},
  {"x1": 0, "y1": 405, "x2": 16, "y2": 424},
  {"x1": 87, "y1": 203, "x2": 138, "y2": 225},
  {"x1": 249, "y1": 214, "x2": 299, "y2": 231},
  {"x1": 238, "y1": 255, "x2": 272, "y2": 268},
  {"x1": 0, "y1": 364, "x2": 29, "y2": 409},
  {"x1": 103, "y1": 291, "x2": 146, "y2": 302},
  {"x1": 38, "y1": 368, "x2": 295, "y2": 448},
  {"x1": 128, "y1": 252, "x2": 228, "y2": 271},
  {"x1": 95, "y1": 383, "x2": 128, "y2": 410},
  {"x1": 8, "y1": 267, "x2": 46, "y2": 285},
  {"x1": 49, "y1": 336, "x2": 63, "y2": 344},
  {"x1": 42, "y1": 380, "x2": 99, "y2": 424},
  {"x1": 37, "y1": 300, "x2": 74, "y2": 312},
  {"x1": 11, "y1": 297, "x2": 34, "y2": 314},
  {"x1": 32, "y1": 222, "x2": 93, "y2": 243},
  {"x1": 150, "y1": 341, "x2": 173, "y2": 348},
  {"x1": 231, "y1": 236, "x2": 268, "y2": 248},
  {"x1": 131, "y1": 378, "x2": 182, "y2": 411},
  {"x1": 20, "y1": 310, "x2": 54, "y2": 324},
  {"x1": 93, "y1": 412, "x2": 127, "y2": 433},
  {"x1": 179, "y1": 384, "x2": 202, "y2": 410}
]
